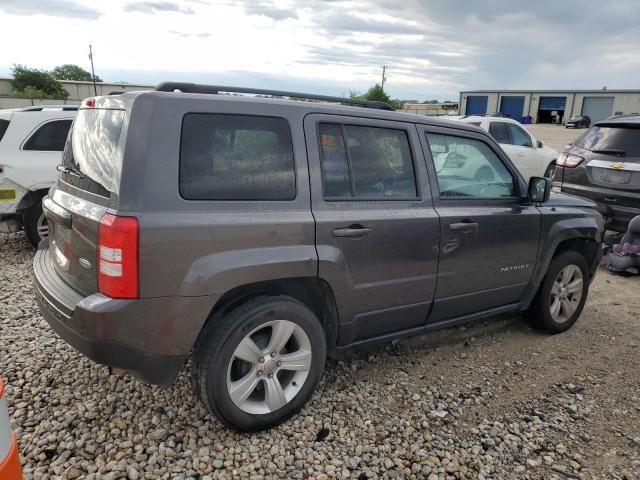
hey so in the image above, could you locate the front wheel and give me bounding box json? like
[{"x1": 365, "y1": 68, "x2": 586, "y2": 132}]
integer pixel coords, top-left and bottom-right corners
[
  {"x1": 192, "y1": 295, "x2": 326, "y2": 431},
  {"x1": 23, "y1": 201, "x2": 48, "y2": 248},
  {"x1": 544, "y1": 161, "x2": 557, "y2": 179},
  {"x1": 524, "y1": 251, "x2": 589, "y2": 333}
]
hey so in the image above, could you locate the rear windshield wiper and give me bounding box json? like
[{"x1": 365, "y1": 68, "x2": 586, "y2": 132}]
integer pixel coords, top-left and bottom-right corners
[
  {"x1": 591, "y1": 148, "x2": 626, "y2": 157},
  {"x1": 57, "y1": 164, "x2": 85, "y2": 179}
]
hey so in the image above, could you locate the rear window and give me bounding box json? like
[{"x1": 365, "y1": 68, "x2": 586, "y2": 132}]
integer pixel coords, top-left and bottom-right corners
[
  {"x1": 180, "y1": 114, "x2": 295, "y2": 201},
  {"x1": 0, "y1": 119, "x2": 9, "y2": 142},
  {"x1": 24, "y1": 119, "x2": 72, "y2": 151},
  {"x1": 318, "y1": 123, "x2": 417, "y2": 199},
  {"x1": 62, "y1": 109, "x2": 125, "y2": 196},
  {"x1": 575, "y1": 126, "x2": 640, "y2": 157}
]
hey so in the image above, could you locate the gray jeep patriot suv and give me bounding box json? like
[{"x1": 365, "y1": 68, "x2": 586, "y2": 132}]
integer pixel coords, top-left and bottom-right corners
[{"x1": 34, "y1": 83, "x2": 603, "y2": 431}]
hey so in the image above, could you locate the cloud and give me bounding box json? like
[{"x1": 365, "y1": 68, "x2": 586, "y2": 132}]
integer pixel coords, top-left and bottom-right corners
[
  {"x1": 237, "y1": 1, "x2": 298, "y2": 20},
  {"x1": 0, "y1": 0, "x2": 101, "y2": 19},
  {"x1": 169, "y1": 30, "x2": 212, "y2": 38},
  {"x1": 317, "y1": 12, "x2": 424, "y2": 35},
  {"x1": 123, "y1": 1, "x2": 194, "y2": 15}
]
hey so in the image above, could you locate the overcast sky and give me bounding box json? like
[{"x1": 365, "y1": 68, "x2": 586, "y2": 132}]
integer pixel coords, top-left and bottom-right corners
[{"x1": 0, "y1": 0, "x2": 639, "y2": 101}]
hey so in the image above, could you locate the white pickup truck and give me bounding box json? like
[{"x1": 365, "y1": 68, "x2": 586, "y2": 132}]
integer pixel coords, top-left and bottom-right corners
[
  {"x1": 451, "y1": 115, "x2": 559, "y2": 180},
  {"x1": 0, "y1": 106, "x2": 76, "y2": 246}
]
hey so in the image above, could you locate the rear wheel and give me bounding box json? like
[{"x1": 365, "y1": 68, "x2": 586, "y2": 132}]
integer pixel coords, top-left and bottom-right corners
[
  {"x1": 525, "y1": 251, "x2": 589, "y2": 333},
  {"x1": 24, "y1": 201, "x2": 48, "y2": 248},
  {"x1": 193, "y1": 295, "x2": 326, "y2": 431}
]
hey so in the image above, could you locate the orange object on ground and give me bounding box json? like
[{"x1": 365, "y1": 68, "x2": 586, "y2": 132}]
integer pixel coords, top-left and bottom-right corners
[{"x1": 0, "y1": 378, "x2": 23, "y2": 480}]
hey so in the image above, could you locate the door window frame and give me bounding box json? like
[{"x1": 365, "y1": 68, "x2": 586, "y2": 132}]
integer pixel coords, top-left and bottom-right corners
[
  {"x1": 305, "y1": 113, "x2": 433, "y2": 207},
  {"x1": 506, "y1": 122, "x2": 534, "y2": 148},
  {"x1": 418, "y1": 124, "x2": 528, "y2": 207}
]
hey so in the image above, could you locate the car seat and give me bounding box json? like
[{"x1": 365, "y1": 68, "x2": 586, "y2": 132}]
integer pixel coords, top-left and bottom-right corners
[{"x1": 603, "y1": 215, "x2": 640, "y2": 276}]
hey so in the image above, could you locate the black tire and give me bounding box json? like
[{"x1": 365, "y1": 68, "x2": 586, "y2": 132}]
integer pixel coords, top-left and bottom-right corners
[
  {"x1": 23, "y1": 201, "x2": 47, "y2": 248},
  {"x1": 524, "y1": 251, "x2": 590, "y2": 333},
  {"x1": 192, "y1": 295, "x2": 326, "y2": 431},
  {"x1": 544, "y1": 161, "x2": 556, "y2": 179}
]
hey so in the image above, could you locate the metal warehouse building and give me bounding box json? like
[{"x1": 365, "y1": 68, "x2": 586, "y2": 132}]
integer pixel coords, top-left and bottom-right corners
[{"x1": 459, "y1": 89, "x2": 640, "y2": 124}]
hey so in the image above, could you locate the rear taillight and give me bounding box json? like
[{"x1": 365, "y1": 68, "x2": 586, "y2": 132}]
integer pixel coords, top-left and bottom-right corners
[
  {"x1": 557, "y1": 152, "x2": 584, "y2": 168},
  {"x1": 97, "y1": 213, "x2": 138, "y2": 299}
]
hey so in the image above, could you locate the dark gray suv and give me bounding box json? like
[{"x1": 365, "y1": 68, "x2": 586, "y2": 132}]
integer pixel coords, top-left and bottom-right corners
[
  {"x1": 34, "y1": 83, "x2": 603, "y2": 431},
  {"x1": 554, "y1": 114, "x2": 640, "y2": 232}
]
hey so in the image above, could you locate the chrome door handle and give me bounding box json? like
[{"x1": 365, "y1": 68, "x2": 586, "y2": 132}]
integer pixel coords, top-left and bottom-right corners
[{"x1": 332, "y1": 227, "x2": 372, "y2": 238}]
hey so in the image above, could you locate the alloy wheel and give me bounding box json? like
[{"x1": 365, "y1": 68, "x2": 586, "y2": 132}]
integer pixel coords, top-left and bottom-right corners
[
  {"x1": 226, "y1": 320, "x2": 312, "y2": 415},
  {"x1": 549, "y1": 264, "x2": 583, "y2": 323},
  {"x1": 36, "y1": 213, "x2": 49, "y2": 240}
]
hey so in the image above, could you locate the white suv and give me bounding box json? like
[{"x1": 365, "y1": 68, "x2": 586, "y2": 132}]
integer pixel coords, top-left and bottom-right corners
[
  {"x1": 452, "y1": 115, "x2": 558, "y2": 180},
  {"x1": 0, "y1": 105, "x2": 76, "y2": 246}
]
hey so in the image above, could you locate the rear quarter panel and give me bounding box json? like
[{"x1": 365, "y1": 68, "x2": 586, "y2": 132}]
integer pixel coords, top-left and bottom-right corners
[{"x1": 117, "y1": 93, "x2": 317, "y2": 299}]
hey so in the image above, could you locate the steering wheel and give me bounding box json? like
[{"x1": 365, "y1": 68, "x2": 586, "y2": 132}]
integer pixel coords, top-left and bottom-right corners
[{"x1": 363, "y1": 168, "x2": 397, "y2": 193}]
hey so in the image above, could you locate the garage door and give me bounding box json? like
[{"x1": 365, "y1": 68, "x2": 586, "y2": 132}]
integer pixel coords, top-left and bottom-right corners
[
  {"x1": 499, "y1": 96, "x2": 525, "y2": 119},
  {"x1": 581, "y1": 97, "x2": 614, "y2": 123},
  {"x1": 465, "y1": 96, "x2": 488, "y2": 115},
  {"x1": 538, "y1": 96, "x2": 566, "y2": 110}
]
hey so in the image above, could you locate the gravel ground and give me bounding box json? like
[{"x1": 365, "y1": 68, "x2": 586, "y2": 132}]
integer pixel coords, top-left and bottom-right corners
[{"x1": 2, "y1": 231, "x2": 640, "y2": 480}]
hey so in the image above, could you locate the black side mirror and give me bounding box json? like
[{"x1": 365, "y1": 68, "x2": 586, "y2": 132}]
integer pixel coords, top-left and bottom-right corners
[
  {"x1": 529, "y1": 176, "x2": 551, "y2": 203},
  {"x1": 537, "y1": 140, "x2": 543, "y2": 148}
]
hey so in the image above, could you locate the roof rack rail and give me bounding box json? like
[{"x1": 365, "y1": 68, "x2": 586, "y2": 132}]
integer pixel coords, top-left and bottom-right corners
[
  {"x1": 460, "y1": 113, "x2": 506, "y2": 119},
  {"x1": 19, "y1": 105, "x2": 79, "y2": 112},
  {"x1": 155, "y1": 82, "x2": 395, "y2": 111}
]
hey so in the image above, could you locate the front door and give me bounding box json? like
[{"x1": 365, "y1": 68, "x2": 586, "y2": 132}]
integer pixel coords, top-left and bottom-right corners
[
  {"x1": 419, "y1": 125, "x2": 541, "y2": 322},
  {"x1": 304, "y1": 114, "x2": 440, "y2": 344}
]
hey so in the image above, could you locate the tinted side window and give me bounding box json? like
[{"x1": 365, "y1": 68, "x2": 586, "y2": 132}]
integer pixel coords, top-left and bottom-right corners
[
  {"x1": 507, "y1": 124, "x2": 533, "y2": 147},
  {"x1": 318, "y1": 123, "x2": 417, "y2": 199},
  {"x1": 426, "y1": 132, "x2": 515, "y2": 199},
  {"x1": 0, "y1": 119, "x2": 9, "y2": 142},
  {"x1": 488, "y1": 122, "x2": 510, "y2": 144},
  {"x1": 23, "y1": 119, "x2": 72, "y2": 151},
  {"x1": 180, "y1": 114, "x2": 295, "y2": 200}
]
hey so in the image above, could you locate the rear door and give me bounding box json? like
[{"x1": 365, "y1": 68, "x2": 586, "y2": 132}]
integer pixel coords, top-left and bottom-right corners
[
  {"x1": 304, "y1": 114, "x2": 440, "y2": 344},
  {"x1": 419, "y1": 125, "x2": 541, "y2": 322},
  {"x1": 45, "y1": 107, "x2": 126, "y2": 296}
]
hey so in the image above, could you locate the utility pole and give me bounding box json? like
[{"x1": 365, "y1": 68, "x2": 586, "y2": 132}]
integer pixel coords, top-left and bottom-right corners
[
  {"x1": 381, "y1": 65, "x2": 387, "y2": 92},
  {"x1": 88, "y1": 44, "x2": 98, "y2": 96}
]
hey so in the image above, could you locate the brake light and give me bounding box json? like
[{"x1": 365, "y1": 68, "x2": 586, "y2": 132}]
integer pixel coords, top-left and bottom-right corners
[
  {"x1": 81, "y1": 97, "x2": 95, "y2": 108},
  {"x1": 557, "y1": 152, "x2": 584, "y2": 168},
  {"x1": 97, "y1": 213, "x2": 138, "y2": 298}
]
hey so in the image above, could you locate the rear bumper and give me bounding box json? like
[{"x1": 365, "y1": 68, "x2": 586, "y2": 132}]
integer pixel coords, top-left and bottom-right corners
[
  {"x1": 33, "y1": 242, "x2": 216, "y2": 385},
  {"x1": 560, "y1": 184, "x2": 639, "y2": 233}
]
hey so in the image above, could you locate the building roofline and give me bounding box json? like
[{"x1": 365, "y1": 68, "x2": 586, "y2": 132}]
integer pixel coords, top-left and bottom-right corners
[
  {"x1": 461, "y1": 89, "x2": 640, "y2": 94},
  {"x1": 0, "y1": 76, "x2": 153, "y2": 88}
]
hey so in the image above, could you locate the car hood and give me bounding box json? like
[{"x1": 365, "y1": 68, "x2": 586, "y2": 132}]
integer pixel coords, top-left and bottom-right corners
[{"x1": 545, "y1": 192, "x2": 597, "y2": 208}]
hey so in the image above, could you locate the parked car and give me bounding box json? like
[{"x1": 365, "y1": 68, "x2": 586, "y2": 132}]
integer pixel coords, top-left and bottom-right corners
[
  {"x1": 0, "y1": 105, "x2": 77, "y2": 246},
  {"x1": 553, "y1": 114, "x2": 640, "y2": 233},
  {"x1": 452, "y1": 115, "x2": 558, "y2": 179},
  {"x1": 565, "y1": 116, "x2": 591, "y2": 128},
  {"x1": 34, "y1": 84, "x2": 603, "y2": 431}
]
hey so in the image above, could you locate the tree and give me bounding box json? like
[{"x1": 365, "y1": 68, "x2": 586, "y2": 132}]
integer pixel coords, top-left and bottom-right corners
[
  {"x1": 51, "y1": 64, "x2": 102, "y2": 82},
  {"x1": 352, "y1": 84, "x2": 404, "y2": 109},
  {"x1": 10, "y1": 64, "x2": 68, "y2": 99}
]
